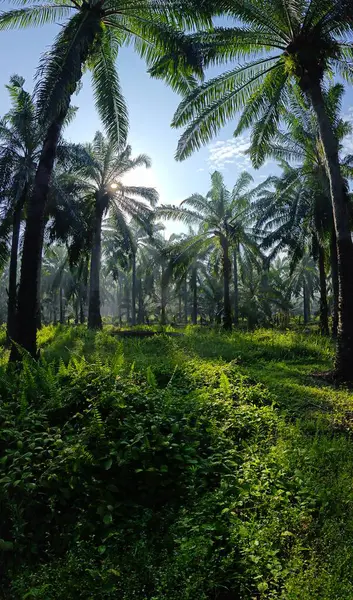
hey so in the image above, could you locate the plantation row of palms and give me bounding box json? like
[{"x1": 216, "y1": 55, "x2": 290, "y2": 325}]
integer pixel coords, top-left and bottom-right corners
[
  {"x1": 0, "y1": 73, "x2": 342, "y2": 343},
  {"x1": 0, "y1": 0, "x2": 353, "y2": 379}
]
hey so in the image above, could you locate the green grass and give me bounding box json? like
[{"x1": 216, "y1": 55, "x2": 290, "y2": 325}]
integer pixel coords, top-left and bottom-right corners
[{"x1": 1, "y1": 326, "x2": 353, "y2": 599}]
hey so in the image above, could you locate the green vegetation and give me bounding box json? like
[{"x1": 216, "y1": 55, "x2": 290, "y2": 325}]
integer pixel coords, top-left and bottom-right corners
[
  {"x1": 1, "y1": 326, "x2": 353, "y2": 598},
  {"x1": 1, "y1": 0, "x2": 353, "y2": 595}
]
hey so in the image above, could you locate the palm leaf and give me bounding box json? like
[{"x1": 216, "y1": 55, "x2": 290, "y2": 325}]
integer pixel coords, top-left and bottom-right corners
[
  {"x1": 90, "y1": 29, "x2": 129, "y2": 147},
  {"x1": 35, "y1": 10, "x2": 102, "y2": 124}
]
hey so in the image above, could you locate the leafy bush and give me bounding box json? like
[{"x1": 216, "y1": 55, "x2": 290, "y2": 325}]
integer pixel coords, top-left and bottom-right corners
[{"x1": 0, "y1": 327, "x2": 352, "y2": 599}]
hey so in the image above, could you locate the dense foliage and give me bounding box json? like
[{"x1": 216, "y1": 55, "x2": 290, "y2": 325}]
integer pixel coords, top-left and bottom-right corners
[
  {"x1": 2, "y1": 1, "x2": 353, "y2": 597},
  {"x1": 0, "y1": 327, "x2": 353, "y2": 598}
]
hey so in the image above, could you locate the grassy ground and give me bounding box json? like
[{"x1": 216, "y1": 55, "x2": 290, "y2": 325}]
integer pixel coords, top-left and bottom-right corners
[{"x1": 1, "y1": 326, "x2": 353, "y2": 599}]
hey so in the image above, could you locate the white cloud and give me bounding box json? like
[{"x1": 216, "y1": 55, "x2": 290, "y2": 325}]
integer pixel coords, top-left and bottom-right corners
[
  {"x1": 197, "y1": 167, "x2": 205, "y2": 172},
  {"x1": 207, "y1": 136, "x2": 252, "y2": 171}
]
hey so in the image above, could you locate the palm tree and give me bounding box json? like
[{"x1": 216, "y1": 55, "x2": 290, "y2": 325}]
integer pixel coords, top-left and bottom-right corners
[
  {"x1": 173, "y1": 0, "x2": 353, "y2": 379},
  {"x1": 159, "y1": 170, "x2": 257, "y2": 330},
  {"x1": 290, "y1": 252, "x2": 319, "y2": 326},
  {"x1": 75, "y1": 132, "x2": 158, "y2": 329},
  {"x1": 253, "y1": 84, "x2": 353, "y2": 336},
  {"x1": 0, "y1": 75, "x2": 41, "y2": 341},
  {"x1": 2, "y1": 0, "x2": 209, "y2": 359},
  {"x1": 253, "y1": 167, "x2": 329, "y2": 333},
  {"x1": 130, "y1": 222, "x2": 166, "y2": 325},
  {"x1": 164, "y1": 230, "x2": 210, "y2": 326}
]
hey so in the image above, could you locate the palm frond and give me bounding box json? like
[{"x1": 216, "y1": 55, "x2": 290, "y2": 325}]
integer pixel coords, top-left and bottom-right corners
[
  {"x1": 35, "y1": 10, "x2": 102, "y2": 124},
  {"x1": 90, "y1": 29, "x2": 129, "y2": 147},
  {"x1": 0, "y1": 5, "x2": 72, "y2": 30}
]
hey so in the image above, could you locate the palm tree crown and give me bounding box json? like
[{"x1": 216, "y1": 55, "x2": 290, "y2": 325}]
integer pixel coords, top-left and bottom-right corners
[
  {"x1": 173, "y1": 0, "x2": 353, "y2": 163},
  {"x1": 77, "y1": 131, "x2": 158, "y2": 329},
  {"x1": 158, "y1": 170, "x2": 258, "y2": 329}
]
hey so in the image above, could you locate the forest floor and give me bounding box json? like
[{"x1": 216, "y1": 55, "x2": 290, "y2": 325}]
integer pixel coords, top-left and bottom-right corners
[{"x1": 1, "y1": 326, "x2": 353, "y2": 599}]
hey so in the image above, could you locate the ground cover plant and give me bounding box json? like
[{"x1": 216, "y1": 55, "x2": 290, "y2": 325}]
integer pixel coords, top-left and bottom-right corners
[{"x1": 0, "y1": 326, "x2": 353, "y2": 599}]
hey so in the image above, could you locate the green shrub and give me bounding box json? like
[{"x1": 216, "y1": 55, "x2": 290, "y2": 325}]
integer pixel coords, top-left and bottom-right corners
[{"x1": 0, "y1": 326, "x2": 352, "y2": 599}]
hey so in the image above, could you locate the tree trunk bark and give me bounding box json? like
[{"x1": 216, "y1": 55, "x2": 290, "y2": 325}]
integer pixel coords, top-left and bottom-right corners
[
  {"x1": 7, "y1": 200, "x2": 23, "y2": 341},
  {"x1": 79, "y1": 295, "x2": 85, "y2": 324},
  {"x1": 53, "y1": 291, "x2": 57, "y2": 326},
  {"x1": 59, "y1": 286, "x2": 64, "y2": 325},
  {"x1": 303, "y1": 283, "x2": 310, "y2": 325},
  {"x1": 138, "y1": 278, "x2": 144, "y2": 325},
  {"x1": 184, "y1": 277, "x2": 188, "y2": 324},
  {"x1": 88, "y1": 205, "x2": 103, "y2": 330},
  {"x1": 221, "y1": 235, "x2": 232, "y2": 331},
  {"x1": 191, "y1": 266, "x2": 197, "y2": 325},
  {"x1": 318, "y1": 244, "x2": 329, "y2": 336},
  {"x1": 9, "y1": 118, "x2": 64, "y2": 360},
  {"x1": 233, "y1": 247, "x2": 239, "y2": 327},
  {"x1": 161, "y1": 262, "x2": 167, "y2": 325},
  {"x1": 330, "y1": 230, "x2": 339, "y2": 339},
  {"x1": 178, "y1": 292, "x2": 182, "y2": 323},
  {"x1": 309, "y1": 80, "x2": 353, "y2": 379},
  {"x1": 126, "y1": 283, "x2": 130, "y2": 324},
  {"x1": 74, "y1": 298, "x2": 79, "y2": 325},
  {"x1": 117, "y1": 280, "x2": 122, "y2": 324},
  {"x1": 131, "y1": 253, "x2": 136, "y2": 326}
]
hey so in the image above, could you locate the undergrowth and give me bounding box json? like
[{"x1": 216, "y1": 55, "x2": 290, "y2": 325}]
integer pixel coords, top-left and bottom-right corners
[{"x1": 0, "y1": 326, "x2": 352, "y2": 599}]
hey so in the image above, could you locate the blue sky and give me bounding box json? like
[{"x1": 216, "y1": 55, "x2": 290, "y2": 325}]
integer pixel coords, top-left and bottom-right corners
[{"x1": 1, "y1": 16, "x2": 353, "y2": 235}]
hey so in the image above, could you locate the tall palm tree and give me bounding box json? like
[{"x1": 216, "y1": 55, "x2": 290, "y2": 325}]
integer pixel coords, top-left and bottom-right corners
[
  {"x1": 159, "y1": 170, "x2": 257, "y2": 330},
  {"x1": 253, "y1": 167, "x2": 329, "y2": 333},
  {"x1": 0, "y1": 75, "x2": 41, "y2": 341},
  {"x1": 2, "y1": 0, "x2": 209, "y2": 359},
  {"x1": 128, "y1": 222, "x2": 166, "y2": 325},
  {"x1": 290, "y1": 252, "x2": 319, "y2": 325},
  {"x1": 164, "y1": 229, "x2": 210, "y2": 326},
  {"x1": 173, "y1": 0, "x2": 353, "y2": 379},
  {"x1": 253, "y1": 84, "x2": 353, "y2": 336},
  {"x1": 75, "y1": 132, "x2": 158, "y2": 329}
]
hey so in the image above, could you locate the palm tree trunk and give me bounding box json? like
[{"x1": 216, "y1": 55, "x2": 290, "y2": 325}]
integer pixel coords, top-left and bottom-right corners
[
  {"x1": 138, "y1": 278, "x2": 144, "y2": 325},
  {"x1": 233, "y1": 247, "x2": 239, "y2": 327},
  {"x1": 7, "y1": 200, "x2": 23, "y2": 341},
  {"x1": 184, "y1": 277, "x2": 188, "y2": 324},
  {"x1": 37, "y1": 259, "x2": 42, "y2": 331},
  {"x1": 220, "y1": 235, "x2": 232, "y2": 331},
  {"x1": 330, "y1": 230, "x2": 339, "y2": 339},
  {"x1": 74, "y1": 298, "x2": 79, "y2": 325},
  {"x1": 318, "y1": 244, "x2": 329, "y2": 336},
  {"x1": 126, "y1": 283, "x2": 130, "y2": 324},
  {"x1": 178, "y1": 292, "x2": 182, "y2": 322},
  {"x1": 117, "y1": 280, "x2": 122, "y2": 324},
  {"x1": 303, "y1": 283, "x2": 310, "y2": 325},
  {"x1": 9, "y1": 118, "x2": 64, "y2": 360},
  {"x1": 191, "y1": 266, "x2": 197, "y2": 325},
  {"x1": 161, "y1": 262, "x2": 167, "y2": 325},
  {"x1": 88, "y1": 205, "x2": 103, "y2": 330},
  {"x1": 131, "y1": 253, "x2": 136, "y2": 326},
  {"x1": 53, "y1": 292, "x2": 57, "y2": 325},
  {"x1": 79, "y1": 295, "x2": 85, "y2": 325},
  {"x1": 59, "y1": 286, "x2": 64, "y2": 325},
  {"x1": 9, "y1": 27, "x2": 101, "y2": 360},
  {"x1": 309, "y1": 81, "x2": 353, "y2": 379}
]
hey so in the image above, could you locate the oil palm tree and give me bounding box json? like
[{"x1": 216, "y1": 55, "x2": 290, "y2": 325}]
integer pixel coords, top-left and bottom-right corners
[
  {"x1": 128, "y1": 222, "x2": 166, "y2": 325},
  {"x1": 75, "y1": 132, "x2": 158, "y2": 329},
  {"x1": 253, "y1": 84, "x2": 353, "y2": 336},
  {"x1": 173, "y1": 0, "x2": 353, "y2": 379},
  {"x1": 158, "y1": 170, "x2": 257, "y2": 330},
  {"x1": 2, "y1": 0, "x2": 209, "y2": 359},
  {"x1": 253, "y1": 167, "x2": 329, "y2": 333},
  {"x1": 164, "y1": 229, "x2": 210, "y2": 326},
  {"x1": 0, "y1": 75, "x2": 41, "y2": 341}
]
